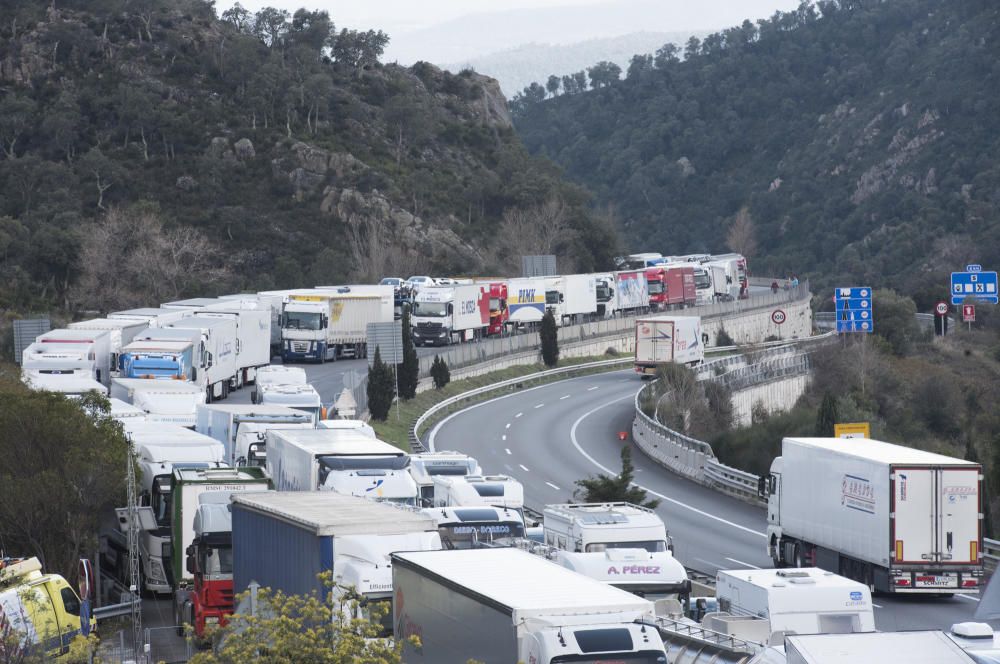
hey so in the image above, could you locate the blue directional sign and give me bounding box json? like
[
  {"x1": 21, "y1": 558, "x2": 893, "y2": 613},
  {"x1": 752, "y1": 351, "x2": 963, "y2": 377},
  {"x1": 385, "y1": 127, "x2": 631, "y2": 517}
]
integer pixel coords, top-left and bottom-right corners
[
  {"x1": 951, "y1": 264, "x2": 998, "y2": 306},
  {"x1": 835, "y1": 287, "x2": 873, "y2": 333}
]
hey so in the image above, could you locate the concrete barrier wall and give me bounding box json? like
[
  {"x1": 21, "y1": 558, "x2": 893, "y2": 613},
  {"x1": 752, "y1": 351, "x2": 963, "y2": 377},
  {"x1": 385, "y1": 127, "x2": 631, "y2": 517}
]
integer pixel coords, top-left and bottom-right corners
[
  {"x1": 702, "y1": 297, "x2": 812, "y2": 346},
  {"x1": 730, "y1": 374, "x2": 810, "y2": 426}
]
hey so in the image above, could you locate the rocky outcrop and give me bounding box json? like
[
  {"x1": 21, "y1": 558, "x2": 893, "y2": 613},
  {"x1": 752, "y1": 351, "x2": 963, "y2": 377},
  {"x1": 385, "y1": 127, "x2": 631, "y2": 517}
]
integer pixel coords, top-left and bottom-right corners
[
  {"x1": 271, "y1": 141, "x2": 372, "y2": 201},
  {"x1": 851, "y1": 110, "x2": 942, "y2": 205},
  {"x1": 677, "y1": 157, "x2": 695, "y2": 177},
  {"x1": 234, "y1": 138, "x2": 255, "y2": 160}
]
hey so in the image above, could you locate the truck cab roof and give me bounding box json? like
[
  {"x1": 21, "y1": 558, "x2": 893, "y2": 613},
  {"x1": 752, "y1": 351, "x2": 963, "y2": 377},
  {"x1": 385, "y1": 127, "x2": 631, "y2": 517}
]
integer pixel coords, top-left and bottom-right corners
[{"x1": 783, "y1": 437, "x2": 980, "y2": 466}]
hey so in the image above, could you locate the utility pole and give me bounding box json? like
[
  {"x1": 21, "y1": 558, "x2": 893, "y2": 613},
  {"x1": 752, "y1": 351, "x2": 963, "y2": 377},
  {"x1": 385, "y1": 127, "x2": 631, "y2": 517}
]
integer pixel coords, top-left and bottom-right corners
[{"x1": 125, "y1": 434, "x2": 143, "y2": 660}]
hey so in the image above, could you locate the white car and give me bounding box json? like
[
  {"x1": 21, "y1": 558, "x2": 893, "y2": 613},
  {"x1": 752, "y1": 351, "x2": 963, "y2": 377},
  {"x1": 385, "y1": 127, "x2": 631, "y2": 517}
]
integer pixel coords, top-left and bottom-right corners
[
  {"x1": 405, "y1": 276, "x2": 436, "y2": 290},
  {"x1": 436, "y1": 277, "x2": 456, "y2": 285}
]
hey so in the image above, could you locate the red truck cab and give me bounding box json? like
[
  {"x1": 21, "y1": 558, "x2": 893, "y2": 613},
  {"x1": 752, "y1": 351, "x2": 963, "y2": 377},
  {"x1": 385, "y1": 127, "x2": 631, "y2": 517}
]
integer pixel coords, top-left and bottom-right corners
[
  {"x1": 177, "y1": 503, "x2": 234, "y2": 639},
  {"x1": 486, "y1": 282, "x2": 508, "y2": 336},
  {"x1": 645, "y1": 265, "x2": 697, "y2": 311}
]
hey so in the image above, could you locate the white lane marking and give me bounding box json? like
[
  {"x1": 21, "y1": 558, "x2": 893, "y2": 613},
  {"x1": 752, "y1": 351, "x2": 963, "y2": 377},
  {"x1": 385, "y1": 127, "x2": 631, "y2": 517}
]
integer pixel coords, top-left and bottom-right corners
[
  {"x1": 505, "y1": 448, "x2": 511, "y2": 455},
  {"x1": 694, "y1": 557, "x2": 722, "y2": 568},
  {"x1": 958, "y1": 595, "x2": 981, "y2": 602},
  {"x1": 587, "y1": 386, "x2": 599, "y2": 391},
  {"x1": 725, "y1": 557, "x2": 761, "y2": 570},
  {"x1": 546, "y1": 481, "x2": 561, "y2": 491},
  {"x1": 426, "y1": 369, "x2": 632, "y2": 451},
  {"x1": 505, "y1": 423, "x2": 511, "y2": 429},
  {"x1": 519, "y1": 464, "x2": 530, "y2": 472},
  {"x1": 502, "y1": 435, "x2": 507, "y2": 441},
  {"x1": 569, "y1": 395, "x2": 767, "y2": 539},
  {"x1": 872, "y1": 603, "x2": 883, "y2": 609},
  {"x1": 560, "y1": 395, "x2": 570, "y2": 400},
  {"x1": 534, "y1": 403, "x2": 544, "y2": 409}
]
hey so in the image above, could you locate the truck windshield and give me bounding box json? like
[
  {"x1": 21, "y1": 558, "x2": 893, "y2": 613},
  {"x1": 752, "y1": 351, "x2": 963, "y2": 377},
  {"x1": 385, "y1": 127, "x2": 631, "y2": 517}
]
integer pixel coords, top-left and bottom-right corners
[
  {"x1": 284, "y1": 311, "x2": 322, "y2": 330},
  {"x1": 318, "y1": 455, "x2": 409, "y2": 472},
  {"x1": 551, "y1": 652, "x2": 666, "y2": 663},
  {"x1": 545, "y1": 291, "x2": 560, "y2": 305},
  {"x1": 596, "y1": 285, "x2": 612, "y2": 302},
  {"x1": 151, "y1": 476, "x2": 172, "y2": 527},
  {"x1": 204, "y1": 545, "x2": 233, "y2": 576},
  {"x1": 586, "y1": 540, "x2": 667, "y2": 553},
  {"x1": 413, "y1": 301, "x2": 447, "y2": 317},
  {"x1": 439, "y1": 521, "x2": 525, "y2": 549},
  {"x1": 130, "y1": 357, "x2": 183, "y2": 378},
  {"x1": 693, "y1": 270, "x2": 711, "y2": 289},
  {"x1": 647, "y1": 281, "x2": 664, "y2": 295},
  {"x1": 489, "y1": 298, "x2": 502, "y2": 311},
  {"x1": 421, "y1": 464, "x2": 471, "y2": 476}
]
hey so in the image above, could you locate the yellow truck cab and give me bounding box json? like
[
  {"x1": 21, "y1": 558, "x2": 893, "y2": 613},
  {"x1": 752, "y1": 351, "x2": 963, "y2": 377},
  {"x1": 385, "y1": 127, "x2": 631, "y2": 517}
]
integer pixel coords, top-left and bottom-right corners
[{"x1": 0, "y1": 557, "x2": 95, "y2": 657}]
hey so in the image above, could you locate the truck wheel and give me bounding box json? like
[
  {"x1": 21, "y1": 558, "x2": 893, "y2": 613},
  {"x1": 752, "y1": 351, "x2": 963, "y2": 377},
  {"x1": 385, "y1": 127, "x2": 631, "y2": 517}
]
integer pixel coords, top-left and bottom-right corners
[{"x1": 794, "y1": 545, "x2": 806, "y2": 568}]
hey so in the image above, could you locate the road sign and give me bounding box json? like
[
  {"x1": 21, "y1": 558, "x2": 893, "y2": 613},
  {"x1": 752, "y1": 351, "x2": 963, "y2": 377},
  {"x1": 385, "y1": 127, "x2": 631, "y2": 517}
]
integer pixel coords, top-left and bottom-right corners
[
  {"x1": 835, "y1": 422, "x2": 871, "y2": 439},
  {"x1": 771, "y1": 309, "x2": 786, "y2": 325},
  {"x1": 963, "y1": 304, "x2": 976, "y2": 322},
  {"x1": 366, "y1": 321, "x2": 403, "y2": 367},
  {"x1": 951, "y1": 268, "x2": 998, "y2": 305},
  {"x1": 834, "y1": 287, "x2": 873, "y2": 333},
  {"x1": 935, "y1": 301, "x2": 949, "y2": 316}
]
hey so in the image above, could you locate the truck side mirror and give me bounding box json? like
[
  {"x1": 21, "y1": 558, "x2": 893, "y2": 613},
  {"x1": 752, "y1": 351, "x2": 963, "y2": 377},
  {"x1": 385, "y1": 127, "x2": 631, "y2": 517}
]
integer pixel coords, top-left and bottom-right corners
[
  {"x1": 757, "y1": 475, "x2": 768, "y2": 498},
  {"x1": 206, "y1": 352, "x2": 214, "y2": 368},
  {"x1": 322, "y1": 315, "x2": 328, "y2": 327},
  {"x1": 447, "y1": 303, "x2": 454, "y2": 315},
  {"x1": 185, "y1": 543, "x2": 199, "y2": 574}
]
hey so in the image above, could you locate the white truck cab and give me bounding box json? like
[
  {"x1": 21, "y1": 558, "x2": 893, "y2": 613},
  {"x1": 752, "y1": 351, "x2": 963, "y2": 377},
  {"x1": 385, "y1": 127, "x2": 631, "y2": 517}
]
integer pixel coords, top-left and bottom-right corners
[
  {"x1": 432, "y1": 474, "x2": 524, "y2": 510},
  {"x1": 409, "y1": 451, "x2": 482, "y2": 506},
  {"x1": 422, "y1": 505, "x2": 525, "y2": 549}
]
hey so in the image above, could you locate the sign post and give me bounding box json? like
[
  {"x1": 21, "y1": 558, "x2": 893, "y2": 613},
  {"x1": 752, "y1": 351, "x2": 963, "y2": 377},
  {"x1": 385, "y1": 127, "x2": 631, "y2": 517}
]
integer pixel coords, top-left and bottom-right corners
[
  {"x1": 834, "y1": 287, "x2": 873, "y2": 334},
  {"x1": 951, "y1": 264, "x2": 998, "y2": 306},
  {"x1": 934, "y1": 300, "x2": 949, "y2": 337},
  {"x1": 963, "y1": 304, "x2": 976, "y2": 330},
  {"x1": 771, "y1": 309, "x2": 786, "y2": 339}
]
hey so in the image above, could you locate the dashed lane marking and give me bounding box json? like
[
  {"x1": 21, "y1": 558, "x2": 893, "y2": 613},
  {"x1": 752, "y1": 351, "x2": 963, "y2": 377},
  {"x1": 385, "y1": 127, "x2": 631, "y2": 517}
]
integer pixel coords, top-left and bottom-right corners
[
  {"x1": 545, "y1": 482, "x2": 561, "y2": 491},
  {"x1": 534, "y1": 403, "x2": 544, "y2": 409},
  {"x1": 505, "y1": 448, "x2": 511, "y2": 455},
  {"x1": 725, "y1": 557, "x2": 761, "y2": 570},
  {"x1": 519, "y1": 464, "x2": 530, "y2": 472},
  {"x1": 560, "y1": 395, "x2": 570, "y2": 400}
]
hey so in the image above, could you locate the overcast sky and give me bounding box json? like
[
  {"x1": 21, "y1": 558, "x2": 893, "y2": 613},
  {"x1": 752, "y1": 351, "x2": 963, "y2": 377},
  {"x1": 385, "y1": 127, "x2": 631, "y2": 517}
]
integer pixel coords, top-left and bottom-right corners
[{"x1": 218, "y1": 0, "x2": 801, "y2": 63}]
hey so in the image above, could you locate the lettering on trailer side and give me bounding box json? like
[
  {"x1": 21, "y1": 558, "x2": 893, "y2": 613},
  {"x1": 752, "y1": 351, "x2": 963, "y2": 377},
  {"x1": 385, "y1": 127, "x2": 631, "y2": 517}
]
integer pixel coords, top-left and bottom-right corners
[
  {"x1": 841, "y1": 474, "x2": 876, "y2": 514},
  {"x1": 607, "y1": 566, "x2": 662, "y2": 575},
  {"x1": 395, "y1": 589, "x2": 423, "y2": 653},
  {"x1": 459, "y1": 299, "x2": 477, "y2": 315},
  {"x1": 943, "y1": 484, "x2": 977, "y2": 504}
]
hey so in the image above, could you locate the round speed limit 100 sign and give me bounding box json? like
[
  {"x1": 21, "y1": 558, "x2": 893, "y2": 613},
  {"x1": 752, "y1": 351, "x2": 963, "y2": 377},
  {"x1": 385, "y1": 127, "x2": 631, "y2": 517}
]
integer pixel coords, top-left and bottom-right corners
[
  {"x1": 771, "y1": 309, "x2": 786, "y2": 325},
  {"x1": 935, "y1": 301, "x2": 949, "y2": 316}
]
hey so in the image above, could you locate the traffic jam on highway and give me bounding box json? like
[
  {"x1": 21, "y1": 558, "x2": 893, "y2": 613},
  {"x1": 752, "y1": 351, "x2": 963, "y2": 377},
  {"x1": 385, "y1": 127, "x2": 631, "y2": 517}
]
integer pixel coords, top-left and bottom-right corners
[{"x1": 9, "y1": 251, "x2": 1000, "y2": 663}]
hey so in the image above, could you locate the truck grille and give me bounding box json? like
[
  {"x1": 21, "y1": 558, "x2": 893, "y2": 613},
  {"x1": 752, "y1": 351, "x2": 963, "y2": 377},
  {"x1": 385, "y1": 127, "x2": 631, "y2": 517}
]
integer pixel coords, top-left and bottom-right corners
[
  {"x1": 291, "y1": 341, "x2": 310, "y2": 353},
  {"x1": 417, "y1": 322, "x2": 442, "y2": 331}
]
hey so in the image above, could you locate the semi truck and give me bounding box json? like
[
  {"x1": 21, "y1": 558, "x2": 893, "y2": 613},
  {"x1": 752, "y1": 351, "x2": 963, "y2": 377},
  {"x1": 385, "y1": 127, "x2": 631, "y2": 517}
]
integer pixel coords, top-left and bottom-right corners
[
  {"x1": 281, "y1": 288, "x2": 393, "y2": 362},
  {"x1": 408, "y1": 451, "x2": 482, "y2": 506},
  {"x1": 197, "y1": 305, "x2": 271, "y2": 387},
  {"x1": 68, "y1": 317, "x2": 147, "y2": 377},
  {"x1": 111, "y1": 377, "x2": 207, "y2": 427},
  {"x1": 715, "y1": 567, "x2": 875, "y2": 638},
  {"x1": 170, "y1": 467, "x2": 270, "y2": 638},
  {"x1": 266, "y1": 429, "x2": 418, "y2": 504},
  {"x1": 127, "y1": 326, "x2": 233, "y2": 401},
  {"x1": 422, "y1": 506, "x2": 526, "y2": 549},
  {"x1": 541, "y1": 503, "x2": 687, "y2": 602},
  {"x1": 231, "y1": 491, "x2": 441, "y2": 636},
  {"x1": 253, "y1": 382, "x2": 323, "y2": 422},
  {"x1": 645, "y1": 265, "x2": 697, "y2": 311},
  {"x1": 596, "y1": 271, "x2": 650, "y2": 317},
  {"x1": 506, "y1": 277, "x2": 548, "y2": 328},
  {"x1": 20, "y1": 341, "x2": 103, "y2": 388},
  {"x1": 195, "y1": 403, "x2": 314, "y2": 467},
  {"x1": 34, "y1": 328, "x2": 113, "y2": 386},
  {"x1": 108, "y1": 307, "x2": 188, "y2": 326},
  {"x1": 163, "y1": 316, "x2": 239, "y2": 399},
  {"x1": 432, "y1": 474, "x2": 523, "y2": 510},
  {"x1": 0, "y1": 556, "x2": 96, "y2": 658},
  {"x1": 760, "y1": 437, "x2": 985, "y2": 594},
  {"x1": 411, "y1": 284, "x2": 489, "y2": 345},
  {"x1": 253, "y1": 364, "x2": 307, "y2": 388},
  {"x1": 485, "y1": 281, "x2": 508, "y2": 335},
  {"x1": 391, "y1": 548, "x2": 667, "y2": 664},
  {"x1": 544, "y1": 274, "x2": 598, "y2": 325},
  {"x1": 634, "y1": 315, "x2": 704, "y2": 375}
]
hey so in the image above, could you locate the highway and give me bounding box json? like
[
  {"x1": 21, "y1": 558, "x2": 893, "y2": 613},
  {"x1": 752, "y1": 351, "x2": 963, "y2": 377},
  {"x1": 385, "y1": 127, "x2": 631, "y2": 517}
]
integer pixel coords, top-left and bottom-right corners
[{"x1": 428, "y1": 369, "x2": 986, "y2": 633}]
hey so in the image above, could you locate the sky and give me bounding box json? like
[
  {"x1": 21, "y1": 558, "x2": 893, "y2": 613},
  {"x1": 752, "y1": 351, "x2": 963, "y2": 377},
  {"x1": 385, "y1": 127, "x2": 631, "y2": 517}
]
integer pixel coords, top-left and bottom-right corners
[{"x1": 217, "y1": 0, "x2": 802, "y2": 64}]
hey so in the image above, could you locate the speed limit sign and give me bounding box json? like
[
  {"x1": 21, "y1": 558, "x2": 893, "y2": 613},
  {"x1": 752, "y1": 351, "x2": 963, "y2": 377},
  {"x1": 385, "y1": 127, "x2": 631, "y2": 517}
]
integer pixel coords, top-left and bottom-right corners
[
  {"x1": 771, "y1": 309, "x2": 787, "y2": 325},
  {"x1": 935, "y1": 301, "x2": 949, "y2": 316}
]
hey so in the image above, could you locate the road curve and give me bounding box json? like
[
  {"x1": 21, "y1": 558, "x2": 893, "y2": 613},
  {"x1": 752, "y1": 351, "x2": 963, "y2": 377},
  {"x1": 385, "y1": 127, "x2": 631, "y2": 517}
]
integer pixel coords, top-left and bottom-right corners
[{"x1": 430, "y1": 369, "x2": 983, "y2": 632}]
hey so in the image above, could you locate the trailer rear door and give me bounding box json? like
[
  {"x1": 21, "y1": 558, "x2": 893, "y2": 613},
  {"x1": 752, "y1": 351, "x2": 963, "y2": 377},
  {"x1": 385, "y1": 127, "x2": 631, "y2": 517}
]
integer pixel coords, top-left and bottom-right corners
[
  {"x1": 893, "y1": 466, "x2": 982, "y2": 566},
  {"x1": 892, "y1": 467, "x2": 935, "y2": 564},
  {"x1": 635, "y1": 321, "x2": 674, "y2": 364},
  {"x1": 938, "y1": 467, "x2": 981, "y2": 564}
]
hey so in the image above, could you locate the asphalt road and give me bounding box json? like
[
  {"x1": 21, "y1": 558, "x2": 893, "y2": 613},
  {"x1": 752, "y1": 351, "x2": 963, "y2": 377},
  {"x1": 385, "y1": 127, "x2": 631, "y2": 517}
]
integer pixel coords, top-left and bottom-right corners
[{"x1": 429, "y1": 369, "x2": 988, "y2": 633}]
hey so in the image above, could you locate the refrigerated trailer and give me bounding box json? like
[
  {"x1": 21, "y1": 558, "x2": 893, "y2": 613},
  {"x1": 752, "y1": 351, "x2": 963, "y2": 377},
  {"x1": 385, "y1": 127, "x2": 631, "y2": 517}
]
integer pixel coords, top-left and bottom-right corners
[
  {"x1": 544, "y1": 274, "x2": 597, "y2": 325},
  {"x1": 634, "y1": 315, "x2": 703, "y2": 375},
  {"x1": 281, "y1": 288, "x2": 394, "y2": 362},
  {"x1": 69, "y1": 317, "x2": 147, "y2": 378},
  {"x1": 411, "y1": 284, "x2": 489, "y2": 345},
  {"x1": 761, "y1": 437, "x2": 984, "y2": 594}
]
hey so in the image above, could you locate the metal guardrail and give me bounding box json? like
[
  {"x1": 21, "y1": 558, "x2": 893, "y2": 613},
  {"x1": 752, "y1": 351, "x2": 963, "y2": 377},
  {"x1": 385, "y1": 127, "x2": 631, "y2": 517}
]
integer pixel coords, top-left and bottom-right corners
[
  {"x1": 93, "y1": 597, "x2": 141, "y2": 621},
  {"x1": 986, "y1": 538, "x2": 1000, "y2": 573},
  {"x1": 815, "y1": 311, "x2": 948, "y2": 331}
]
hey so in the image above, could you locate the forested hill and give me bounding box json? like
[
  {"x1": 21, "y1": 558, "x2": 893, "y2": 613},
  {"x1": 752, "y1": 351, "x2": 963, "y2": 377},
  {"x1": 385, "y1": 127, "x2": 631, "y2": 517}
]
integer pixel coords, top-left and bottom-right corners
[
  {"x1": 513, "y1": 0, "x2": 1000, "y2": 307},
  {"x1": 0, "y1": 1, "x2": 618, "y2": 314}
]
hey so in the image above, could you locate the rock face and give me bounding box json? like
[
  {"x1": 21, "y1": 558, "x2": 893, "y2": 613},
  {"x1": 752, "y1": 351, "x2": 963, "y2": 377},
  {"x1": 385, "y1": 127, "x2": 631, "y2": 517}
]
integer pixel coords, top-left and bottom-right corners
[
  {"x1": 234, "y1": 138, "x2": 255, "y2": 160},
  {"x1": 271, "y1": 141, "x2": 372, "y2": 201},
  {"x1": 676, "y1": 157, "x2": 695, "y2": 177}
]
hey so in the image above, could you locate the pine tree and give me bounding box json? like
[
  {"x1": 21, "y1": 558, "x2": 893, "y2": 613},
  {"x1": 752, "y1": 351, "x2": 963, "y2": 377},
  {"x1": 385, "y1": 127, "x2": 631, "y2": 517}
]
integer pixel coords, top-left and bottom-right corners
[
  {"x1": 540, "y1": 308, "x2": 559, "y2": 367},
  {"x1": 366, "y1": 346, "x2": 393, "y2": 421},
  {"x1": 431, "y1": 356, "x2": 450, "y2": 390},
  {"x1": 398, "y1": 311, "x2": 419, "y2": 399},
  {"x1": 815, "y1": 391, "x2": 839, "y2": 437},
  {"x1": 574, "y1": 447, "x2": 660, "y2": 508}
]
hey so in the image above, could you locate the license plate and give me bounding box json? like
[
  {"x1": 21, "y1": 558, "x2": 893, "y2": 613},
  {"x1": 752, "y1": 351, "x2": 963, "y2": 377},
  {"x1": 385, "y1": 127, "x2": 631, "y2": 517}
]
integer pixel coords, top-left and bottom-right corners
[{"x1": 914, "y1": 575, "x2": 957, "y2": 588}]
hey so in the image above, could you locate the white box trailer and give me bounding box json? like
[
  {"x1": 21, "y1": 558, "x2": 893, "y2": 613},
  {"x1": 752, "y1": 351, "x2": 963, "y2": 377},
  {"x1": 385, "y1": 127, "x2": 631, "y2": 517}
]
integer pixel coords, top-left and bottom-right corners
[
  {"x1": 195, "y1": 403, "x2": 314, "y2": 467},
  {"x1": 544, "y1": 274, "x2": 597, "y2": 325},
  {"x1": 506, "y1": 277, "x2": 548, "y2": 327},
  {"x1": 163, "y1": 316, "x2": 238, "y2": 400},
  {"x1": 69, "y1": 318, "x2": 147, "y2": 377},
  {"x1": 109, "y1": 308, "x2": 189, "y2": 326},
  {"x1": 716, "y1": 568, "x2": 875, "y2": 637},
  {"x1": 111, "y1": 378, "x2": 207, "y2": 427},
  {"x1": 785, "y1": 630, "x2": 975, "y2": 664},
  {"x1": 634, "y1": 315, "x2": 703, "y2": 375},
  {"x1": 35, "y1": 328, "x2": 112, "y2": 386},
  {"x1": 160, "y1": 298, "x2": 222, "y2": 310},
  {"x1": 282, "y1": 288, "x2": 394, "y2": 361},
  {"x1": 21, "y1": 341, "x2": 101, "y2": 386},
  {"x1": 196, "y1": 306, "x2": 271, "y2": 387},
  {"x1": 411, "y1": 284, "x2": 488, "y2": 345},
  {"x1": 763, "y1": 437, "x2": 984, "y2": 594},
  {"x1": 391, "y1": 548, "x2": 666, "y2": 664}
]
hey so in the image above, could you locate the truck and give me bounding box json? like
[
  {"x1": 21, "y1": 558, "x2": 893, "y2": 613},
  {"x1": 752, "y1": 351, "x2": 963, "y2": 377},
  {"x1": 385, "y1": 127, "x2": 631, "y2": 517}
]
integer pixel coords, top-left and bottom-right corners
[
  {"x1": 0, "y1": 556, "x2": 96, "y2": 658},
  {"x1": 194, "y1": 305, "x2": 271, "y2": 388},
  {"x1": 20, "y1": 341, "x2": 102, "y2": 387},
  {"x1": 391, "y1": 548, "x2": 667, "y2": 664},
  {"x1": 645, "y1": 265, "x2": 697, "y2": 311},
  {"x1": 760, "y1": 437, "x2": 985, "y2": 594},
  {"x1": 708, "y1": 253, "x2": 749, "y2": 299},
  {"x1": 408, "y1": 451, "x2": 482, "y2": 506},
  {"x1": 111, "y1": 377, "x2": 206, "y2": 427},
  {"x1": 541, "y1": 503, "x2": 688, "y2": 602},
  {"x1": 596, "y1": 270, "x2": 650, "y2": 318},
  {"x1": 411, "y1": 284, "x2": 489, "y2": 346},
  {"x1": 634, "y1": 315, "x2": 704, "y2": 375},
  {"x1": 692, "y1": 265, "x2": 715, "y2": 305},
  {"x1": 170, "y1": 467, "x2": 270, "y2": 637},
  {"x1": 163, "y1": 316, "x2": 239, "y2": 399},
  {"x1": 266, "y1": 428, "x2": 418, "y2": 504},
  {"x1": 422, "y1": 505, "x2": 526, "y2": 549},
  {"x1": 253, "y1": 382, "x2": 323, "y2": 422},
  {"x1": 783, "y1": 630, "x2": 975, "y2": 664},
  {"x1": 195, "y1": 403, "x2": 314, "y2": 467},
  {"x1": 34, "y1": 328, "x2": 113, "y2": 386},
  {"x1": 715, "y1": 568, "x2": 875, "y2": 638},
  {"x1": 281, "y1": 287, "x2": 393, "y2": 362},
  {"x1": 505, "y1": 277, "x2": 548, "y2": 329},
  {"x1": 544, "y1": 274, "x2": 598, "y2": 325},
  {"x1": 107, "y1": 396, "x2": 147, "y2": 422},
  {"x1": 160, "y1": 297, "x2": 221, "y2": 310},
  {"x1": 231, "y1": 491, "x2": 441, "y2": 636},
  {"x1": 69, "y1": 317, "x2": 147, "y2": 378},
  {"x1": 108, "y1": 307, "x2": 188, "y2": 326},
  {"x1": 622, "y1": 253, "x2": 666, "y2": 269},
  {"x1": 246, "y1": 290, "x2": 301, "y2": 357},
  {"x1": 484, "y1": 281, "x2": 508, "y2": 336},
  {"x1": 118, "y1": 420, "x2": 226, "y2": 594},
  {"x1": 432, "y1": 474, "x2": 523, "y2": 510},
  {"x1": 253, "y1": 364, "x2": 307, "y2": 389},
  {"x1": 315, "y1": 418, "x2": 376, "y2": 438},
  {"x1": 117, "y1": 339, "x2": 196, "y2": 381}
]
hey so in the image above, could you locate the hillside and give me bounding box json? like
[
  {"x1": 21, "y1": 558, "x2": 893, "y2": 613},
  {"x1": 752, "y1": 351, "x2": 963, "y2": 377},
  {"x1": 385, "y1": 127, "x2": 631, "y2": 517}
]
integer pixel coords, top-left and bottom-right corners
[
  {"x1": 0, "y1": 1, "x2": 618, "y2": 315},
  {"x1": 444, "y1": 32, "x2": 701, "y2": 99},
  {"x1": 513, "y1": 0, "x2": 1000, "y2": 308}
]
